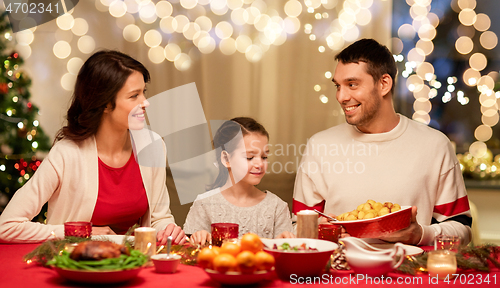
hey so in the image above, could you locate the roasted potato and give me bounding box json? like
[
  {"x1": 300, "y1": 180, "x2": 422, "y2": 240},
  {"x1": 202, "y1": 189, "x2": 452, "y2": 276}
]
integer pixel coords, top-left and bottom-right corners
[{"x1": 336, "y1": 200, "x2": 402, "y2": 221}]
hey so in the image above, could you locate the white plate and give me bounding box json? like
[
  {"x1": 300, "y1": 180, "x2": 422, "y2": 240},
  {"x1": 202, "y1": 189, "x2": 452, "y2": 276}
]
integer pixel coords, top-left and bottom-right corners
[
  {"x1": 361, "y1": 238, "x2": 424, "y2": 256},
  {"x1": 91, "y1": 235, "x2": 135, "y2": 245}
]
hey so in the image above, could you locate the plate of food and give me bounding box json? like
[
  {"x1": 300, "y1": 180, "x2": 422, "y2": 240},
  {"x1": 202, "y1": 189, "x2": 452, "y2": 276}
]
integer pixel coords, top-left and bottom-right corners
[
  {"x1": 48, "y1": 241, "x2": 147, "y2": 284},
  {"x1": 333, "y1": 201, "x2": 411, "y2": 238},
  {"x1": 205, "y1": 268, "x2": 274, "y2": 285},
  {"x1": 91, "y1": 235, "x2": 134, "y2": 245}
]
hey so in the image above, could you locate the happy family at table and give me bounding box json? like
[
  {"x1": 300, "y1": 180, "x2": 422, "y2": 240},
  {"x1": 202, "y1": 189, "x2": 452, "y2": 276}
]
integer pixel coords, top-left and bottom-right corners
[{"x1": 0, "y1": 38, "x2": 472, "y2": 248}]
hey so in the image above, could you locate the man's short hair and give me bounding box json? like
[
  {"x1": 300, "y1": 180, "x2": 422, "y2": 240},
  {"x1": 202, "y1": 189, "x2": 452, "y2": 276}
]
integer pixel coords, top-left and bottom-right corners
[{"x1": 335, "y1": 38, "x2": 397, "y2": 93}]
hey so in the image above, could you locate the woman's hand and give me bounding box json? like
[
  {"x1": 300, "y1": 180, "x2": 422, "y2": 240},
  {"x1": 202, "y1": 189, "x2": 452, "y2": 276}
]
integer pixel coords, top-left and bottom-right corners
[
  {"x1": 92, "y1": 226, "x2": 116, "y2": 235},
  {"x1": 189, "y1": 230, "x2": 211, "y2": 246},
  {"x1": 157, "y1": 223, "x2": 186, "y2": 245},
  {"x1": 276, "y1": 231, "x2": 295, "y2": 238}
]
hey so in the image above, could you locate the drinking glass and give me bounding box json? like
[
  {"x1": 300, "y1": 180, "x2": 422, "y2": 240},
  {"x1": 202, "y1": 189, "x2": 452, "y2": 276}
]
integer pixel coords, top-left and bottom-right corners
[
  {"x1": 318, "y1": 223, "x2": 341, "y2": 242},
  {"x1": 64, "y1": 221, "x2": 92, "y2": 238},
  {"x1": 211, "y1": 223, "x2": 239, "y2": 247},
  {"x1": 434, "y1": 235, "x2": 461, "y2": 252}
]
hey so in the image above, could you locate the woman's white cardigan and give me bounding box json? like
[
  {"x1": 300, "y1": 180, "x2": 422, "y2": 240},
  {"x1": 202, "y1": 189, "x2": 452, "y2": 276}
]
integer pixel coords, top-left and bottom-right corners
[{"x1": 0, "y1": 132, "x2": 176, "y2": 243}]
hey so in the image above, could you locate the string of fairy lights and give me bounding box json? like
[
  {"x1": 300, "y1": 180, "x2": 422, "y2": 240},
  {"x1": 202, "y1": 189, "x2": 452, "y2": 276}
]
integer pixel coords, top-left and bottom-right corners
[
  {"x1": 451, "y1": 0, "x2": 499, "y2": 159},
  {"x1": 394, "y1": 0, "x2": 438, "y2": 126},
  {"x1": 392, "y1": 0, "x2": 499, "y2": 159},
  {"x1": 5, "y1": 0, "x2": 500, "y2": 159}
]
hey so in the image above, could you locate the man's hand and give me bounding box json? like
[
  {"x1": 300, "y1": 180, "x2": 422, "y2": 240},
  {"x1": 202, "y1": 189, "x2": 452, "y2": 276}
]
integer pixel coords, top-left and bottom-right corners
[
  {"x1": 378, "y1": 206, "x2": 422, "y2": 245},
  {"x1": 319, "y1": 214, "x2": 350, "y2": 238},
  {"x1": 157, "y1": 223, "x2": 186, "y2": 245}
]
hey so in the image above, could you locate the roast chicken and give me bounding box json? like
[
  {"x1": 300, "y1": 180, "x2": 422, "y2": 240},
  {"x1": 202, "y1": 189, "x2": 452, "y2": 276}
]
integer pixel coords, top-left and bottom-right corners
[{"x1": 70, "y1": 241, "x2": 130, "y2": 261}]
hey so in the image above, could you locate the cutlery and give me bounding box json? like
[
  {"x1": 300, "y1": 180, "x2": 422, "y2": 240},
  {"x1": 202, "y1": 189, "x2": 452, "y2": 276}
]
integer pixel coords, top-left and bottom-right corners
[
  {"x1": 313, "y1": 209, "x2": 339, "y2": 222},
  {"x1": 166, "y1": 236, "x2": 172, "y2": 258}
]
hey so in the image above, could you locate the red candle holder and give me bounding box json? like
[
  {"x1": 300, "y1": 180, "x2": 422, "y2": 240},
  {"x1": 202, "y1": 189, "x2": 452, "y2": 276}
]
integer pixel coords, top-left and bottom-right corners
[
  {"x1": 211, "y1": 223, "x2": 239, "y2": 247},
  {"x1": 318, "y1": 223, "x2": 341, "y2": 243},
  {"x1": 64, "y1": 221, "x2": 92, "y2": 238}
]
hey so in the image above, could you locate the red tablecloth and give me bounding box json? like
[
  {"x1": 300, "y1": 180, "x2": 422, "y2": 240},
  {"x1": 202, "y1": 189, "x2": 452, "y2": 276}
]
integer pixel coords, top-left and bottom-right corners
[{"x1": 1, "y1": 243, "x2": 499, "y2": 287}]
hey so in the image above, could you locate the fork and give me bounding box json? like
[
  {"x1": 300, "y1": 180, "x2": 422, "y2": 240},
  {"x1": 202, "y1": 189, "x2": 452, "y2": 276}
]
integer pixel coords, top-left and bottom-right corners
[{"x1": 313, "y1": 209, "x2": 339, "y2": 222}]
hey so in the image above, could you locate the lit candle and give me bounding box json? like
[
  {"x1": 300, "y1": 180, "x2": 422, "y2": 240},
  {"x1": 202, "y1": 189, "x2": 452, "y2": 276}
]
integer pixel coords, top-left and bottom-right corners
[
  {"x1": 296, "y1": 210, "x2": 318, "y2": 239},
  {"x1": 135, "y1": 227, "x2": 156, "y2": 257},
  {"x1": 427, "y1": 250, "x2": 457, "y2": 280}
]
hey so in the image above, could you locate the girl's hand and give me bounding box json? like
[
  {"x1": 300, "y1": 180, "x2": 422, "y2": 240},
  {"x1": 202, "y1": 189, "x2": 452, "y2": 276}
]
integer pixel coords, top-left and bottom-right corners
[
  {"x1": 276, "y1": 231, "x2": 295, "y2": 238},
  {"x1": 157, "y1": 223, "x2": 186, "y2": 245},
  {"x1": 190, "y1": 230, "x2": 211, "y2": 246},
  {"x1": 92, "y1": 226, "x2": 117, "y2": 235}
]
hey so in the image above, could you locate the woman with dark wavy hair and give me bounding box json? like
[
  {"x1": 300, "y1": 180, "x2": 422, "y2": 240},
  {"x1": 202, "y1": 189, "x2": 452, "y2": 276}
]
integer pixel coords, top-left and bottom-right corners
[{"x1": 0, "y1": 50, "x2": 185, "y2": 244}]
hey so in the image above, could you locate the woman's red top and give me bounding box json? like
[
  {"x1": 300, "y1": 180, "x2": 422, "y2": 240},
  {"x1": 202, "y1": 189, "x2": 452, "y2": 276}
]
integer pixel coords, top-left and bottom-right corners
[{"x1": 91, "y1": 153, "x2": 148, "y2": 234}]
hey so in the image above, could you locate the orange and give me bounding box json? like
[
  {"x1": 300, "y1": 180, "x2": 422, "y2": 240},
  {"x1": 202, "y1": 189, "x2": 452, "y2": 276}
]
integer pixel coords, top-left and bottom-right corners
[
  {"x1": 254, "y1": 251, "x2": 275, "y2": 271},
  {"x1": 220, "y1": 242, "x2": 241, "y2": 257},
  {"x1": 240, "y1": 233, "x2": 263, "y2": 254},
  {"x1": 213, "y1": 253, "x2": 237, "y2": 273},
  {"x1": 197, "y1": 247, "x2": 219, "y2": 269},
  {"x1": 236, "y1": 251, "x2": 256, "y2": 274},
  {"x1": 211, "y1": 246, "x2": 221, "y2": 255}
]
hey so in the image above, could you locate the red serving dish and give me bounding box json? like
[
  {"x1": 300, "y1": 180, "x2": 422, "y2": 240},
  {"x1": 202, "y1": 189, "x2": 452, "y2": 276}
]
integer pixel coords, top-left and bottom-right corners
[{"x1": 338, "y1": 206, "x2": 412, "y2": 238}]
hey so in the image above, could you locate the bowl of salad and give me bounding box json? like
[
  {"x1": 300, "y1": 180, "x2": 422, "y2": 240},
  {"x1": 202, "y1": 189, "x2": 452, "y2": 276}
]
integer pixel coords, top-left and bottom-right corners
[{"x1": 261, "y1": 238, "x2": 338, "y2": 279}]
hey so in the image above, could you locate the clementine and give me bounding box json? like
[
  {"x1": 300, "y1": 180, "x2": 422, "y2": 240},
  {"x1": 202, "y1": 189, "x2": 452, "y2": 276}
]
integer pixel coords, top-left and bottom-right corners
[
  {"x1": 254, "y1": 251, "x2": 275, "y2": 271},
  {"x1": 240, "y1": 233, "x2": 263, "y2": 253},
  {"x1": 236, "y1": 250, "x2": 256, "y2": 274},
  {"x1": 197, "y1": 247, "x2": 218, "y2": 269},
  {"x1": 213, "y1": 253, "x2": 237, "y2": 273},
  {"x1": 220, "y1": 242, "x2": 241, "y2": 257}
]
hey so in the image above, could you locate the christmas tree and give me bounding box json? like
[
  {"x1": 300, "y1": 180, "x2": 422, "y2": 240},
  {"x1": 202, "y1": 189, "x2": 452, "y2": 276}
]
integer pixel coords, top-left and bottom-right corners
[{"x1": 0, "y1": 11, "x2": 50, "y2": 216}]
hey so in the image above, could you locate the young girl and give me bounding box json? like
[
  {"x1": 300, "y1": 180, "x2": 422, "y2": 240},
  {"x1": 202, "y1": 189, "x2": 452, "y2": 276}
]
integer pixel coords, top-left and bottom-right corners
[
  {"x1": 183, "y1": 117, "x2": 294, "y2": 245},
  {"x1": 0, "y1": 51, "x2": 184, "y2": 244}
]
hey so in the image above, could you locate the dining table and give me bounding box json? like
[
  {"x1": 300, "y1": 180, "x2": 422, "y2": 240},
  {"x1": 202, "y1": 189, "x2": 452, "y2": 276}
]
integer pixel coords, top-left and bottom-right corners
[{"x1": 1, "y1": 243, "x2": 499, "y2": 287}]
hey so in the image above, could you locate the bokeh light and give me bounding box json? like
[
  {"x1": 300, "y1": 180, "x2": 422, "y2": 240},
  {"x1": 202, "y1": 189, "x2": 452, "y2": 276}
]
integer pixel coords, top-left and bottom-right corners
[
  {"x1": 123, "y1": 24, "x2": 141, "y2": 42},
  {"x1": 455, "y1": 36, "x2": 474, "y2": 54},
  {"x1": 469, "y1": 53, "x2": 487, "y2": 71},
  {"x1": 71, "y1": 18, "x2": 89, "y2": 36},
  {"x1": 67, "y1": 57, "x2": 84, "y2": 75},
  {"x1": 480, "y1": 31, "x2": 498, "y2": 50},
  {"x1": 474, "y1": 125, "x2": 493, "y2": 142},
  {"x1": 474, "y1": 13, "x2": 491, "y2": 31},
  {"x1": 144, "y1": 30, "x2": 162, "y2": 48},
  {"x1": 148, "y1": 46, "x2": 165, "y2": 64},
  {"x1": 61, "y1": 73, "x2": 77, "y2": 91},
  {"x1": 77, "y1": 35, "x2": 96, "y2": 54},
  {"x1": 53, "y1": 41, "x2": 71, "y2": 59},
  {"x1": 56, "y1": 14, "x2": 75, "y2": 30}
]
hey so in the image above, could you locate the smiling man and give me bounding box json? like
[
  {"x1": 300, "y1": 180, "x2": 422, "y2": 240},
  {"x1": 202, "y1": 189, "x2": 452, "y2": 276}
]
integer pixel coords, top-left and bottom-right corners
[{"x1": 292, "y1": 38, "x2": 472, "y2": 246}]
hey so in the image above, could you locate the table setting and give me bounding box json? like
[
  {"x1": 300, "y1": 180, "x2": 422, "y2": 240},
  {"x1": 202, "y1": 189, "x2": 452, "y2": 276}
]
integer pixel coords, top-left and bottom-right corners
[{"x1": 1, "y1": 212, "x2": 500, "y2": 288}]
